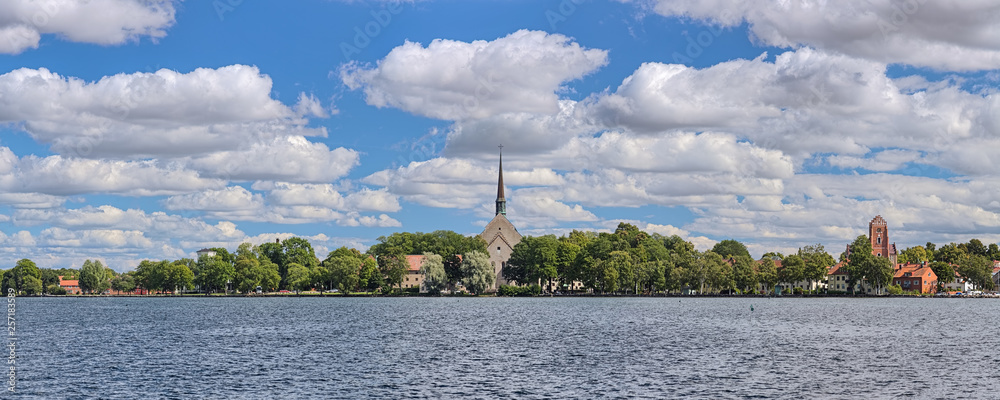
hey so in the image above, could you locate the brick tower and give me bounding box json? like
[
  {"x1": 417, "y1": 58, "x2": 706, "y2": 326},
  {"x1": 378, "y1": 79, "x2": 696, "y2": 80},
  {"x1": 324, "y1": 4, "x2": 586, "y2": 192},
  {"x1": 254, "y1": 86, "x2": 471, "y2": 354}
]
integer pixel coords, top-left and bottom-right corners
[{"x1": 869, "y1": 215, "x2": 897, "y2": 265}]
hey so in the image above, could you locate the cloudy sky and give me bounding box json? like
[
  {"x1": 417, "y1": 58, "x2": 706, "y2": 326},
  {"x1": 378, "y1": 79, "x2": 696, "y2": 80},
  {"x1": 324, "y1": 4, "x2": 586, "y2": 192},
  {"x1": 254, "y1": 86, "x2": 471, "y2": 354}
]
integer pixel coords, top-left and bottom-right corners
[{"x1": 1, "y1": 0, "x2": 999, "y2": 271}]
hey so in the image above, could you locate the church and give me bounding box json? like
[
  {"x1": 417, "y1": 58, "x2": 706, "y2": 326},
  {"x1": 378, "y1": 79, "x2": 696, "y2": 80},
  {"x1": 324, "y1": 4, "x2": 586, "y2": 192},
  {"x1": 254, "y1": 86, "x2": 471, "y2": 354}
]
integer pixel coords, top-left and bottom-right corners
[{"x1": 480, "y1": 150, "x2": 521, "y2": 289}]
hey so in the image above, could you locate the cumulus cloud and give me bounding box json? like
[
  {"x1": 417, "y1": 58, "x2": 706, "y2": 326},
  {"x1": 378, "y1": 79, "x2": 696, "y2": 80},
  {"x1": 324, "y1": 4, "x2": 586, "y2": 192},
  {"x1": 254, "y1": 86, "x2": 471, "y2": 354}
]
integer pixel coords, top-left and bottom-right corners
[
  {"x1": 585, "y1": 47, "x2": 1000, "y2": 168},
  {"x1": 341, "y1": 29, "x2": 608, "y2": 120},
  {"x1": 0, "y1": 148, "x2": 224, "y2": 196},
  {"x1": 0, "y1": 0, "x2": 176, "y2": 54},
  {"x1": 645, "y1": 0, "x2": 1000, "y2": 71},
  {"x1": 184, "y1": 136, "x2": 359, "y2": 183},
  {"x1": 0, "y1": 65, "x2": 325, "y2": 159}
]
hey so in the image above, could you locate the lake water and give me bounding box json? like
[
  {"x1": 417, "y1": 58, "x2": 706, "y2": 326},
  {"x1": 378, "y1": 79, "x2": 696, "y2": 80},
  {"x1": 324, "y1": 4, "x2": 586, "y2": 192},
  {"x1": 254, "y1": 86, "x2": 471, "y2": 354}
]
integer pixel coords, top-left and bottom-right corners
[{"x1": 8, "y1": 296, "x2": 1000, "y2": 399}]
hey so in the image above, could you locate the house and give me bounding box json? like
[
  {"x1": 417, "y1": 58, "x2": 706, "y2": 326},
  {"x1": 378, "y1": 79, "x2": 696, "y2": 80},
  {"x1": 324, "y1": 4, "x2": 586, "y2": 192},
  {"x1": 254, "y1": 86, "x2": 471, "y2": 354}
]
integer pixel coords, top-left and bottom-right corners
[
  {"x1": 892, "y1": 263, "x2": 937, "y2": 294},
  {"x1": 992, "y1": 261, "x2": 1000, "y2": 290},
  {"x1": 403, "y1": 255, "x2": 426, "y2": 291},
  {"x1": 827, "y1": 262, "x2": 851, "y2": 292},
  {"x1": 943, "y1": 270, "x2": 977, "y2": 293},
  {"x1": 195, "y1": 248, "x2": 217, "y2": 259},
  {"x1": 58, "y1": 276, "x2": 80, "y2": 294}
]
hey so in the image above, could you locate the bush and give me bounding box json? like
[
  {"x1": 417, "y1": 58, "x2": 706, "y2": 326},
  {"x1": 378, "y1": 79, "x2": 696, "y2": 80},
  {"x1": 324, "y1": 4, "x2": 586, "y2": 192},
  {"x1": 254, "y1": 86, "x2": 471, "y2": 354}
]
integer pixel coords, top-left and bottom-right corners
[
  {"x1": 792, "y1": 287, "x2": 804, "y2": 295},
  {"x1": 403, "y1": 287, "x2": 419, "y2": 294},
  {"x1": 46, "y1": 285, "x2": 68, "y2": 295},
  {"x1": 498, "y1": 285, "x2": 539, "y2": 297},
  {"x1": 887, "y1": 284, "x2": 903, "y2": 295}
]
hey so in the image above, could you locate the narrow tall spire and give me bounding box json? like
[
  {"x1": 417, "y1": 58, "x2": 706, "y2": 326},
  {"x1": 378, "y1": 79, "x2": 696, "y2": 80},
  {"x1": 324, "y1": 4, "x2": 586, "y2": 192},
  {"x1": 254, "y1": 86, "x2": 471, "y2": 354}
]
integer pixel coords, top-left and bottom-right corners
[{"x1": 496, "y1": 145, "x2": 506, "y2": 216}]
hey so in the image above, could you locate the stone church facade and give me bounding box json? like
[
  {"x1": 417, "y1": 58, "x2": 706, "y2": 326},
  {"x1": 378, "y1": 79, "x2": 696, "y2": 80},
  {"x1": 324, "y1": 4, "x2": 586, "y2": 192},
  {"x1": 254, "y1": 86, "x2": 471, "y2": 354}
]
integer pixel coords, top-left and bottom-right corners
[{"x1": 480, "y1": 151, "x2": 521, "y2": 289}]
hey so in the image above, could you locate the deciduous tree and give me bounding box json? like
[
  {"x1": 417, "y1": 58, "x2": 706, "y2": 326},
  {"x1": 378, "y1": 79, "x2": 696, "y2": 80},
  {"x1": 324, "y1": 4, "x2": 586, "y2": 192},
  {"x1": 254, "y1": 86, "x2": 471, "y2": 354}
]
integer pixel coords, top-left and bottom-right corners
[{"x1": 460, "y1": 251, "x2": 494, "y2": 294}]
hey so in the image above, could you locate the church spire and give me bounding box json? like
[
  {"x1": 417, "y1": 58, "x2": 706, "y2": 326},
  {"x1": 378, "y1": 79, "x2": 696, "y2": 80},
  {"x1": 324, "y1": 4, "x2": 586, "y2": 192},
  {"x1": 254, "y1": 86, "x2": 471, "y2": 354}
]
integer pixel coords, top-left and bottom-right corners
[{"x1": 496, "y1": 145, "x2": 506, "y2": 216}]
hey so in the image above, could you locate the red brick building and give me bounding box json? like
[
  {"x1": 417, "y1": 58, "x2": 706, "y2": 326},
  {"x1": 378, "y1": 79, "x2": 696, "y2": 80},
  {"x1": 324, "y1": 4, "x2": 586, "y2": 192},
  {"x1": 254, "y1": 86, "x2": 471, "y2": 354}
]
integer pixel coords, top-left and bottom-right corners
[
  {"x1": 869, "y1": 215, "x2": 897, "y2": 264},
  {"x1": 892, "y1": 263, "x2": 937, "y2": 294},
  {"x1": 58, "y1": 276, "x2": 80, "y2": 294}
]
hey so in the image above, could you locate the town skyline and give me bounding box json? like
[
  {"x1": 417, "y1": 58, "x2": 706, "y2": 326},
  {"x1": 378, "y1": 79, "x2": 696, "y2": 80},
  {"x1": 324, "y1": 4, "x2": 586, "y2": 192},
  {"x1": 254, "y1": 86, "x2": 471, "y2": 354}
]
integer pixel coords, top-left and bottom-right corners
[{"x1": 1, "y1": 1, "x2": 1000, "y2": 272}]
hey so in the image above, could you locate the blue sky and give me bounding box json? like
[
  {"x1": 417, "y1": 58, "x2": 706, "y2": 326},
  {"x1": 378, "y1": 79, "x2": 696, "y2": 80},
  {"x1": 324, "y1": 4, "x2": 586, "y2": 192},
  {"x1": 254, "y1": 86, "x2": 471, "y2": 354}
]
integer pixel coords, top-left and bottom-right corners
[{"x1": 1, "y1": 0, "x2": 999, "y2": 271}]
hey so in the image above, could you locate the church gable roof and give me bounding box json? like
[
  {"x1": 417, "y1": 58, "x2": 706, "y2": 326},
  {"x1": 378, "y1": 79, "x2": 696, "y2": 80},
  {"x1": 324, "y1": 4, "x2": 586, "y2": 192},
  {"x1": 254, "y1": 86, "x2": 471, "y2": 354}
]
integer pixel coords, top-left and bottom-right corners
[{"x1": 481, "y1": 213, "x2": 521, "y2": 248}]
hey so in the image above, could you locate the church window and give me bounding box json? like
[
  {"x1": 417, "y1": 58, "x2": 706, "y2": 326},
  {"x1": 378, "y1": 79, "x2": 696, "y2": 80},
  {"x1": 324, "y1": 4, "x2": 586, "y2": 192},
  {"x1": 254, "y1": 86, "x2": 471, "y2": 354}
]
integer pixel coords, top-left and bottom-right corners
[
  {"x1": 877, "y1": 237, "x2": 881, "y2": 244},
  {"x1": 877, "y1": 252, "x2": 881, "y2": 257}
]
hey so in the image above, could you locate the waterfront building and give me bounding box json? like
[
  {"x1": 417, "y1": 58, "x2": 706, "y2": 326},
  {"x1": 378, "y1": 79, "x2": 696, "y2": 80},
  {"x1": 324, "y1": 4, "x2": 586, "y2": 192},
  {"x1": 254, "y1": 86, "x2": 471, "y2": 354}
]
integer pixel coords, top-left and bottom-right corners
[
  {"x1": 403, "y1": 254, "x2": 426, "y2": 291},
  {"x1": 943, "y1": 270, "x2": 977, "y2": 293},
  {"x1": 479, "y1": 149, "x2": 521, "y2": 289},
  {"x1": 892, "y1": 263, "x2": 937, "y2": 294},
  {"x1": 58, "y1": 276, "x2": 80, "y2": 294}
]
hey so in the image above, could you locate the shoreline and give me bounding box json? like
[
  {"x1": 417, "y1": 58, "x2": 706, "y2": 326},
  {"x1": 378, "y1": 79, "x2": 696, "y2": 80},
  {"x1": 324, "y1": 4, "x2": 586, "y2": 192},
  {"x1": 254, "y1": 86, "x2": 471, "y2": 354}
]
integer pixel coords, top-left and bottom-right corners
[{"x1": 23, "y1": 292, "x2": 994, "y2": 299}]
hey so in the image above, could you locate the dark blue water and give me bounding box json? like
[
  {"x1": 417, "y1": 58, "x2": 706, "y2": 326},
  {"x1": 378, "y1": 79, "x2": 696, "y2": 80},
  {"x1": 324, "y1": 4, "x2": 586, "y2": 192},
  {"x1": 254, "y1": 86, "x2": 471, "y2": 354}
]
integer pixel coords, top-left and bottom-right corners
[{"x1": 9, "y1": 296, "x2": 1000, "y2": 398}]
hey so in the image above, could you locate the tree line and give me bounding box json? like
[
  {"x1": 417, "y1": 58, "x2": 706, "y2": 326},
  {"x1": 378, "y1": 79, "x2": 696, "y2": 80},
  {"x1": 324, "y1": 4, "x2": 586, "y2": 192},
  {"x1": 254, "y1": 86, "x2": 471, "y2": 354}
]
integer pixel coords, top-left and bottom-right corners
[
  {"x1": 500, "y1": 223, "x2": 833, "y2": 295},
  {"x1": 2, "y1": 223, "x2": 997, "y2": 296}
]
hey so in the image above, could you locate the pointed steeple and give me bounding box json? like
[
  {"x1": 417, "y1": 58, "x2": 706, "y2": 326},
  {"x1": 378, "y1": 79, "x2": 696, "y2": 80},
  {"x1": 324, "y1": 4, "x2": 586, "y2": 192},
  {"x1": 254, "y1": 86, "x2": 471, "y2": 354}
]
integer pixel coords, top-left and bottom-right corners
[{"x1": 496, "y1": 145, "x2": 506, "y2": 216}]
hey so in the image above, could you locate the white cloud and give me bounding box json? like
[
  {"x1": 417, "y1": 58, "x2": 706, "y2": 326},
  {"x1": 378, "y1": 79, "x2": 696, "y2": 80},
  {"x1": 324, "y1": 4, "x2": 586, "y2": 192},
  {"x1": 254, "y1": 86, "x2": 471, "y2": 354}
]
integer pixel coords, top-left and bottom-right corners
[
  {"x1": 186, "y1": 136, "x2": 359, "y2": 183},
  {"x1": 0, "y1": 65, "x2": 325, "y2": 159},
  {"x1": 585, "y1": 47, "x2": 1000, "y2": 171},
  {"x1": 0, "y1": 149, "x2": 224, "y2": 196},
  {"x1": 163, "y1": 187, "x2": 264, "y2": 212},
  {"x1": 0, "y1": 0, "x2": 176, "y2": 54},
  {"x1": 341, "y1": 29, "x2": 608, "y2": 120},
  {"x1": 645, "y1": 0, "x2": 1000, "y2": 71}
]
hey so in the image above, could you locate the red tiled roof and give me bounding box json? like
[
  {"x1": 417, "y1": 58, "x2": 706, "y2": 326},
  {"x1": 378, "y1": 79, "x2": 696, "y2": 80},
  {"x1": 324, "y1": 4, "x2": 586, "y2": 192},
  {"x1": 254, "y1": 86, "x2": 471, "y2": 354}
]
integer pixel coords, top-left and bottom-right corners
[
  {"x1": 828, "y1": 261, "x2": 849, "y2": 275},
  {"x1": 893, "y1": 263, "x2": 937, "y2": 280},
  {"x1": 406, "y1": 255, "x2": 423, "y2": 272}
]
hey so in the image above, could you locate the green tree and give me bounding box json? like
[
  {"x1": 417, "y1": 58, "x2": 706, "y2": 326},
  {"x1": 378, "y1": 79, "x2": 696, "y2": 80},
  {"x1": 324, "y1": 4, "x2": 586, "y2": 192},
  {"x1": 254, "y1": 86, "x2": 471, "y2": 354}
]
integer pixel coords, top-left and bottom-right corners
[
  {"x1": 846, "y1": 236, "x2": 894, "y2": 295},
  {"x1": 79, "y1": 260, "x2": 110, "y2": 294},
  {"x1": 111, "y1": 273, "x2": 136, "y2": 294},
  {"x1": 163, "y1": 262, "x2": 194, "y2": 294},
  {"x1": 358, "y1": 256, "x2": 381, "y2": 292},
  {"x1": 286, "y1": 263, "x2": 311, "y2": 293},
  {"x1": 282, "y1": 237, "x2": 319, "y2": 289},
  {"x1": 758, "y1": 258, "x2": 778, "y2": 293},
  {"x1": 377, "y1": 254, "x2": 408, "y2": 293},
  {"x1": 505, "y1": 235, "x2": 559, "y2": 287},
  {"x1": 929, "y1": 261, "x2": 955, "y2": 292},
  {"x1": 2, "y1": 259, "x2": 41, "y2": 295},
  {"x1": 966, "y1": 239, "x2": 988, "y2": 257},
  {"x1": 934, "y1": 243, "x2": 967, "y2": 265},
  {"x1": 323, "y1": 247, "x2": 364, "y2": 293},
  {"x1": 732, "y1": 255, "x2": 758, "y2": 293},
  {"x1": 419, "y1": 252, "x2": 447, "y2": 294},
  {"x1": 779, "y1": 255, "x2": 806, "y2": 293},
  {"x1": 40, "y1": 269, "x2": 60, "y2": 289},
  {"x1": 898, "y1": 245, "x2": 929, "y2": 264},
  {"x1": 460, "y1": 251, "x2": 494, "y2": 294},
  {"x1": 200, "y1": 257, "x2": 235, "y2": 294},
  {"x1": 799, "y1": 244, "x2": 835, "y2": 293},
  {"x1": 22, "y1": 276, "x2": 42, "y2": 295},
  {"x1": 957, "y1": 254, "x2": 995, "y2": 291},
  {"x1": 712, "y1": 239, "x2": 751, "y2": 259}
]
